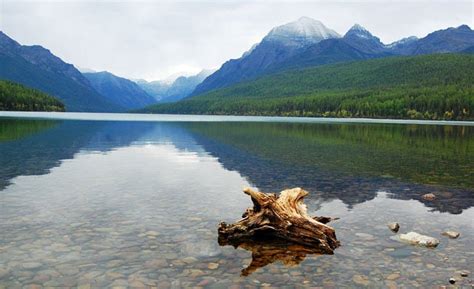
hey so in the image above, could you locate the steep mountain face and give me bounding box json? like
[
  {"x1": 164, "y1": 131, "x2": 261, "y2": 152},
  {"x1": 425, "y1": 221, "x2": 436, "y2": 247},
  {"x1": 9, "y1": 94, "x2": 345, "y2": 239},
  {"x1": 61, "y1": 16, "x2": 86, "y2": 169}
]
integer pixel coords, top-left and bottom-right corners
[
  {"x1": 137, "y1": 70, "x2": 213, "y2": 103},
  {"x1": 192, "y1": 17, "x2": 340, "y2": 96},
  {"x1": 0, "y1": 31, "x2": 122, "y2": 112},
  {"x1": 83, "y1": 71, "x2": 157, "y2": 110}
]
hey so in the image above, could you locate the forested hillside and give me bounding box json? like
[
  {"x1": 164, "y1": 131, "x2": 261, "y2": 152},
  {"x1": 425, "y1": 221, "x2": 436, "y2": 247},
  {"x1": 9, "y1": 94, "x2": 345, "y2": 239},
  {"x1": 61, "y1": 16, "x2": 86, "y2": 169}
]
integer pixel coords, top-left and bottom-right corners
[
  {"x1": 0, "y1": 80, "x2": 65, "y2": 111},
  {"x1": 140, "y1": 54, "x2": 474, "y2": 120}
]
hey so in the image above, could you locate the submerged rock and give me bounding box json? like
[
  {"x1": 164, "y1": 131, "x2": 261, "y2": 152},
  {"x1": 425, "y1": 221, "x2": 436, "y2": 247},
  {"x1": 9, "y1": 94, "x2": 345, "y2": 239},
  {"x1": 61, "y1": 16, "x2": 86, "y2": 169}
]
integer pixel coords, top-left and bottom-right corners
[
  {"x1": 421, "y1": 193, "x2": 436, "y2": 201},
  {"x1": 352, "y1": 274, "x2": 370, "y2": 286},
  {"x1": 460, "y1": 271, "x2": 469, "y2": 277},
  {"x1": 399, "y1": 232, "x2": 440, "y2": 248},
  {"x1": 442, "y1": 231, "x2": 460, "y2": 239},
  {"x1": 387, "y1": 222, "x2": 400, "y2": 233}
]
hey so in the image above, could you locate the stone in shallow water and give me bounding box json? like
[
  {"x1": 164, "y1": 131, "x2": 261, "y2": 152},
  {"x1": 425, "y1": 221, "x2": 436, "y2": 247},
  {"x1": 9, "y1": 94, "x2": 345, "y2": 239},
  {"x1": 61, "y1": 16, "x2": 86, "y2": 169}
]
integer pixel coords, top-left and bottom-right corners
[
  {"x1": 442, "y1": 231, "x2": 460, "y2": 239},
  {"x1": 421, "y1": 193, "x2": 436, "y2": 201},
  {"x1": 352, "y1": 274, "x2": 369, "y2": 286},
  {"x1": 387, "y1": 222, "x2": 400, "y2": 233},
  {"x1": 386, "y1": 273, "x2": 400, "y2": 280},
  {"x1": 145, "y1": 231, "x2": 159, "y2": 237},
  {"x1": 207, "y1": 262, "x2": 219, "y2": 270},
  {"x1": 181, "y1": 257, "x2": 197, "y2": 264},
  {"x1": 399, "y1": 232, "x2": 440, "y2": 248}
]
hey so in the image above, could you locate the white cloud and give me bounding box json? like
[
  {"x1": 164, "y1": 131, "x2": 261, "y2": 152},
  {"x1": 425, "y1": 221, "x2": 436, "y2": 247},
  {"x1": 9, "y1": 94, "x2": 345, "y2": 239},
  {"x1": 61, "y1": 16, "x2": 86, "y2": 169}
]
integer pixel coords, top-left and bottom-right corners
[{"x1": 1, "y1": 0, "x2": 472, "y2": 80}]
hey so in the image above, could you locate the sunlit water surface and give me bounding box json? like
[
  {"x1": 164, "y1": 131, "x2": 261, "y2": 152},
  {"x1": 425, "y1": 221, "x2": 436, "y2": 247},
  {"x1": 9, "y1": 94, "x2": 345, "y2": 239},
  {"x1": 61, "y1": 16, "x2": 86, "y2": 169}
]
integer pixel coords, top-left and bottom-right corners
[{"x1": 0, "y1": 113, "x2": 473, "y2": 288}]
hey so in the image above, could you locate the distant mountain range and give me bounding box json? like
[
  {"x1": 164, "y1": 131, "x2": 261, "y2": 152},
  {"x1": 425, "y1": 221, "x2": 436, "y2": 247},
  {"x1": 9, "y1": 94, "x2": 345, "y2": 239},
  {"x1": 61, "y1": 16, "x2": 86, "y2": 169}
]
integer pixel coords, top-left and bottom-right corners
[
  {"x1": 83, "y1": 71, "x2": 156, "y2": 110},
  {"x1": 192, "y1": 18, "x2": 474, "y2": 96},
  {"x1": 1, "y1": 17, "x2": 473, "y2": 114},
  {"x1": 136, "y1": 69, "x2": 214, "y2": 103}
]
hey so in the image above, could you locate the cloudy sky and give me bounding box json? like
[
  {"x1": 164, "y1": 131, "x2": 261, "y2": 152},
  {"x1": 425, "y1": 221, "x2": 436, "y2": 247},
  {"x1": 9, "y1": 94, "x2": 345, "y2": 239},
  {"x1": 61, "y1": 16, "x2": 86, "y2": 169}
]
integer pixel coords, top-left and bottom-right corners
[{"x1": 1, "y1": 0, "x2": 472, "y2": 81}]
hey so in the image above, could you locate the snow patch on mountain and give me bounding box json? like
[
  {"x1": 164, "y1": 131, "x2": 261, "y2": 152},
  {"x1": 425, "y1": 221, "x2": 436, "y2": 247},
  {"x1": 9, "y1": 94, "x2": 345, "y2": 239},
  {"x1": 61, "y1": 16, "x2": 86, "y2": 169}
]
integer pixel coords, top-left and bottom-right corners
[{"x1": 264, "y1": 17, "x2": 340, "y2": 44}]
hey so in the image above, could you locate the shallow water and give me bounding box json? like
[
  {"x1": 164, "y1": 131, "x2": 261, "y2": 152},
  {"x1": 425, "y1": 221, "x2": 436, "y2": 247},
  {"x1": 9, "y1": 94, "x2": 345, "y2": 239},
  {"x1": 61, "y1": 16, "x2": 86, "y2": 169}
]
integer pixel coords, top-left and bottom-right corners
[{"x1": 0, "y1": 114, "x2": 473, "y2": 288}]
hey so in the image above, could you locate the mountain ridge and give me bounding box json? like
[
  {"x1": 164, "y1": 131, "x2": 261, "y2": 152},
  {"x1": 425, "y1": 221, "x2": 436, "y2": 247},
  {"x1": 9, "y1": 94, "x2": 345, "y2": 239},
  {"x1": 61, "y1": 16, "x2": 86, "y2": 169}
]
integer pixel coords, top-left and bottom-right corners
[
  {"x1": 192, "y1": 20, "x2": 474, "y2": 97},
  {"x1": 83, "y1": 71, "x2": 157, "y2": 110},
  {"x1": 0, "y1": 31, "x2": 123, "y2": 111},
  {"x1": 192, "y1": 17, "x2": 341, "y2": 96}
]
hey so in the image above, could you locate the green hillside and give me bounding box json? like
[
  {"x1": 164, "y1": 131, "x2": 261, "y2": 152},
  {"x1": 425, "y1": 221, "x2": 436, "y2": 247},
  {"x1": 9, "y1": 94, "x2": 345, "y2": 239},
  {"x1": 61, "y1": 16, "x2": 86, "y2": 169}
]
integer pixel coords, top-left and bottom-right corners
[
  {"x1": 141, "y1": 54, "x2": 474, "y2": 120},
  {"x1": 0, "y1": 80, "x2": 65, "y2": 112}
]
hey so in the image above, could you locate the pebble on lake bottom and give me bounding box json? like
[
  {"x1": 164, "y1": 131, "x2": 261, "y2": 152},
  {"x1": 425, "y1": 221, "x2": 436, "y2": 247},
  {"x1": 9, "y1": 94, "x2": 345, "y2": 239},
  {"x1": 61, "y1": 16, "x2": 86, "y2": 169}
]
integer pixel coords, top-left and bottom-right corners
[
  {"x1": 442, "y1": 231, "x2": 460, "y2": 239},
  {"x1": 399, "y1": 232, "x2": 440, "y2": 247},
  {"x1": 421, "y1": 193, "x2": 436, "y2": 201},
  {"x1": 352, "y1": 274, "x2": 370, "y2": 286},
  {"x1": 387, "y1": 222, "x2": 400, "y2": 233}
]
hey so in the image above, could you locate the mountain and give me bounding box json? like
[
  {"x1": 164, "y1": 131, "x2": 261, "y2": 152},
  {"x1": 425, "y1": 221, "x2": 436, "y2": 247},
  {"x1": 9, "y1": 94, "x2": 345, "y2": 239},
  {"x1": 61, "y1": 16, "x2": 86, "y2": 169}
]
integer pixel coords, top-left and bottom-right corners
[
  {"x1": 409, "y1": 25, "x2": 474, "y2": 55},
  {"x1": 386, "y1": 25, "x2": 474, "y2": 55},
  {"x1": 264, "y1": 24, "x2": 391, "y2": 72},
  {"x1": 342, "y1": 24, "x2": 386, "y2": 54},
  {"x1": 0, "y1": 31, "x2": 122, "y2": 112},
  {"x1": 193, "y1": 22, "x2": 474, "y2": 97},
  {"x1": 162, "y1": 70, "x2": 214, "y2": 103},
  {"x1": 192, "y1": 17, "x2": 340, "y2": 96},
  {"x1": 135, "y1": 79, "x2": 169, "y2": 100},
  {"x1": 140, "y1": 54, "x2": 474, "y2": 120},
  {"x1": 386, "y1": 36, "x2": 419, "y2": 54},
  {"x1": 83, "y1": 71, "x2": 157, "y2": 110},
  {"x1": 137, "y1": 69, "x2": 213, "y2": 103},
  {"x1": 0, "y1": 79, "x2": 65, "y2": 111}
]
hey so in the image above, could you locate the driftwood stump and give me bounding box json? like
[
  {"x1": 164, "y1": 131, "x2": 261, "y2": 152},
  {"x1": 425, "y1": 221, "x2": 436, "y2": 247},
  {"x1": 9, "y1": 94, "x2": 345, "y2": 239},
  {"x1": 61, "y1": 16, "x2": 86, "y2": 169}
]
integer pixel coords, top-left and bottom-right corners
[{"x1": 218, "y1": 187, "x2": 340, "y2": 254}]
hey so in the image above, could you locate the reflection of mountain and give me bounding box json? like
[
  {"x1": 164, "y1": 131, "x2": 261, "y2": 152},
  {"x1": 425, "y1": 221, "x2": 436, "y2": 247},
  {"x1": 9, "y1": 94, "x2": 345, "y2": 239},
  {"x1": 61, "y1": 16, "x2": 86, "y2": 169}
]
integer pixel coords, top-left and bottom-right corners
[
  {"x1": 1, "y1": 119, "x2": 472, "y2": 214},
  {"x1": 0, "y1": 119, "x2": 156, "y2": 190},
  {"x1": 182, "y1": 122, "x2": 474, "y2": 214}
]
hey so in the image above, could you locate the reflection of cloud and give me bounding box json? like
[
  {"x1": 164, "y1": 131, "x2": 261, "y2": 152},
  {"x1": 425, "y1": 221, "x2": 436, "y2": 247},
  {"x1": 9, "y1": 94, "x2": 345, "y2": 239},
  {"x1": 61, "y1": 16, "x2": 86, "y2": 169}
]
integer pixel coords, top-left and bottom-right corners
[{"x1": 2, "y1": 142, "x2": 251, "y2": 228}]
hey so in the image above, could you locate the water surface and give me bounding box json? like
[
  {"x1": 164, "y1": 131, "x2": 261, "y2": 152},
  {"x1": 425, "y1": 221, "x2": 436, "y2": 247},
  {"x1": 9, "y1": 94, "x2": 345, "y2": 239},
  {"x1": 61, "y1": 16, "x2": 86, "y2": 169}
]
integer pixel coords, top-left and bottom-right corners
[{"x1": 0, "y1": 113, "x2": 473, "y2": 288}]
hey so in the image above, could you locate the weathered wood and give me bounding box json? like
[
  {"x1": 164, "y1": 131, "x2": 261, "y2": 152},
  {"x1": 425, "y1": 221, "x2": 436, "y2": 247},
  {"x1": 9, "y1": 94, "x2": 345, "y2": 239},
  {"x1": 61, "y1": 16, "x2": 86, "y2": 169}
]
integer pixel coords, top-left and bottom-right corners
[{"x1": 218, "y1": 187, "x2": 340, "y2": 254}]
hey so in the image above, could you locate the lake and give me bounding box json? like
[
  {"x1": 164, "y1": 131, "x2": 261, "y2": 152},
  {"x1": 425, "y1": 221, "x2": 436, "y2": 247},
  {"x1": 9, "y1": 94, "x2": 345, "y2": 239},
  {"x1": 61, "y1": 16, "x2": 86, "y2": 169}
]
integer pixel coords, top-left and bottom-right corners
[{"x1": 0, "y1": 112, "x2": 473, "y2": 288}]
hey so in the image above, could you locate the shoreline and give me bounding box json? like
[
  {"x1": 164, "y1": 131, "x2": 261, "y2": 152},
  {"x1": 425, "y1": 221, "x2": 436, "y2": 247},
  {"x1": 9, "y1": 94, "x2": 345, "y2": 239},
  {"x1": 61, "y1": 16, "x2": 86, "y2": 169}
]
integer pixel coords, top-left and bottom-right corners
[{"x1": 1, "y1": 110, "x2": 473, "y2": 126}]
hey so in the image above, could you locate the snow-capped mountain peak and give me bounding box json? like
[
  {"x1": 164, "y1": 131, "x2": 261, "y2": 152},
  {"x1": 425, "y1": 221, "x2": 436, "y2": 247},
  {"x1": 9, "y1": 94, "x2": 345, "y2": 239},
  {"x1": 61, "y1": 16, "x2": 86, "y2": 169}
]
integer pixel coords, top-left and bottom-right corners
[
  {"x1": 264, "y1": 17, "x2": 340, "y2": 44},
  {"x1": 344, "y1": 24, "x2": 374, "y2": 39},
  {"x1": 386, "y1": 36, "x2": 418, "y2": 48}
]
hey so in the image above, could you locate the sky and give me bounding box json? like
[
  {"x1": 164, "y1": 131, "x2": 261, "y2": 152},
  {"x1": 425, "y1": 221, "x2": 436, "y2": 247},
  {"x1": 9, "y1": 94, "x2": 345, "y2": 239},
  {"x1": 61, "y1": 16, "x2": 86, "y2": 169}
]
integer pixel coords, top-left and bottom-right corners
[{"x1": 1, "y1": 0, "x2": 472, "y2": 81}]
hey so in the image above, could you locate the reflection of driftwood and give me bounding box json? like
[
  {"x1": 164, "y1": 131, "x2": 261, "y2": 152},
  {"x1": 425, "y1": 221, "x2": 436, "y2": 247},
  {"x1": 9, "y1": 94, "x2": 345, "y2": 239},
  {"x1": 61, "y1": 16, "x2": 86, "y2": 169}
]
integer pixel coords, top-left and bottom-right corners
[
  {"x1": 238, "y1": 240, "x2": 326, "y2": 276},
  {"x1": 218, "y1": 188, "x2": 340, "y2": 254}
]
